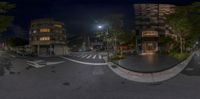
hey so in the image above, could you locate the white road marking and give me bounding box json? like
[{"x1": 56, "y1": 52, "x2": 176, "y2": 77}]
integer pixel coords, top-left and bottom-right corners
[
  {"x1": 86, "y1": 55, "x2": 92, "y2": 59},
  {"x1": 27, "y1": 60, "x2": 65, "y2": 68},
  {"x1": 46, "y1": 61, "x2": 65, "y2": 65},
  {"x1": 60, "y1": 56, "x2": 107, "y2": 66},
  {"x1": 81, "y1": 54, "x2": 88, "y2": 58},
  {"x1": 99, "y1": 55, "x2": 102, "y2": 59},
  {"x1": 92, "y1": 55, "x2": 97, "y2": 59}
]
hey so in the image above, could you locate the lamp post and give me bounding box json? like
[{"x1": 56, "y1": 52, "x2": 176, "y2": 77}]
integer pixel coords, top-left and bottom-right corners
[{"x1": 97, "y1": 25, "x2": 109, "y2": 60}]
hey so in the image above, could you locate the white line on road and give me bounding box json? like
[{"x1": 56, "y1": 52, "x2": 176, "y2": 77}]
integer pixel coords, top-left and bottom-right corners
[
  {"x1": 60, "y1": 56, "x2": 107, "y2": 66},
  {"x1": 81, "y1": 54, "x2": 88, "y2": 58},
  {"x1": 99, "y1": 55, "x2": 102, "y2": 59},
  {"x1": 86, "y1": 55, "x2": 92, "y2": 59},
  {"x1": 92, "y1": 55, "x2": 97, "y2": 59},
  {"x1": 46, "y1": 61, "x2": 65, "y2": 65},
  {"x1": 27, "y1": 60, "x2": 65, "y2": 68}
]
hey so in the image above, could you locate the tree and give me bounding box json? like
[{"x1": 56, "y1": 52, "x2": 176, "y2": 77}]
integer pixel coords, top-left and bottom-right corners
[
  {"x1": 97, "y1": 14, "x2": 125, "y2": 52},
  {"x1": 0, "y1": 2, "x2": 15, "y2": 33},
  {"x1": 187, "y1": 2, "x2": 200, "y2": 42},
  {"x1": 167, "y1": 13, "x2": 191, "y2": 53},
  {"x1": 167, "y1": 2, "x2": 200, "y2": 53},
  {"x1": 6, "y1": 37, "x2": 28, "y2": 47}
]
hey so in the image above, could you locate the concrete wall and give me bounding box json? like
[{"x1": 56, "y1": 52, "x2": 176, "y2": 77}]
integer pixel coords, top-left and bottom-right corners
[{"x1": 54, "y1": 45, "x2": 69, "y2": 55}]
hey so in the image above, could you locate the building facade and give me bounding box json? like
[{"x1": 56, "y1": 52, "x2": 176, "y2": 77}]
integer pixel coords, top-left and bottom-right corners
[
  {"x1": 29, "y1": 19, "x2": 68, "y2": 56},
  {"x1": 134, "y1": 4, "x2": 175, "y2": 54}
]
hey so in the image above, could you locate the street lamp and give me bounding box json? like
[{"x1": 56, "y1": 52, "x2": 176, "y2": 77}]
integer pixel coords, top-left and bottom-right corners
[
  {"x1": 97, "y1": 25, "x2": 109, "y2": 60},
  {"x1": 98, "y1": 25, "x2": 103, "y2": 29}
]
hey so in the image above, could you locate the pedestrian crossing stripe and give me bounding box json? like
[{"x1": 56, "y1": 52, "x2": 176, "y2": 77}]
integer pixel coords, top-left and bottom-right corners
[
  {"x1": 86, "y1": 55, "x2": 92, "y2": 59},
  {"x1": 69, "y1": 54, "x2": 103, "y2": 60},
  {"x1": 81, "y1": 54, "x2": 88, "y2": 58},
  {"x1": 99, "y1": 55, "x2": 102, "y2": 59},
  {"x1": 92, "y1": 55, "x2": 96, "y2": 59}
]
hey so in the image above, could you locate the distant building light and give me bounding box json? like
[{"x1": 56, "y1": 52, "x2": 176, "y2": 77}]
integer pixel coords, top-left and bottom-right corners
[
  {"x1": 54, "y1": 24, "x2": 62, "y2": 28},
  {"x1": 142, "y1": 31, "x2": 158, "y2": 37},
  {"x1": 40, "y1": 37, "x2": 50, "y2": 41},
  {"x1": 40, "y1": 28, "x2": 50, "y2": 33},
  {"x1": 33, "y1": 30, "x2": 37, "y2": 33}
]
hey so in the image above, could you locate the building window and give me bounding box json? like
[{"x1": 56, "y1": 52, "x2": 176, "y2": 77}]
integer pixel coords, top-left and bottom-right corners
[
  {"x1": 54, "y1": 24, "x2": 62, "y2": 28},
  {"x1": 40, "y1": 37, "x2": 50, "y2": 41},
  {"x1": 40, "y1": 28, "x2": 50, "y2": 33},
  {"x1": 33, "y1": 30, "x2": 37, "y2": 33}
]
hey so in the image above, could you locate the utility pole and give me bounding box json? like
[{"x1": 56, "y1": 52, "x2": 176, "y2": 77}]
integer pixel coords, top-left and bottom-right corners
[{"x1": 106, "y1": 27, "x2": 109, "y2": 60}]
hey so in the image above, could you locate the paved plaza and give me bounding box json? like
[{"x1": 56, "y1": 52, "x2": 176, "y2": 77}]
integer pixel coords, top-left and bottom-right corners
[{"x1": 113, "y1": 54, "x2": 180, "y2": 73}]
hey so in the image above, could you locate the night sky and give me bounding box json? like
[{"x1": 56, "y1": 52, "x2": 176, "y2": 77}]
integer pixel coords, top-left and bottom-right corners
[{"x1": 4, "y1": 0, "x2": 194, "y2": 39}]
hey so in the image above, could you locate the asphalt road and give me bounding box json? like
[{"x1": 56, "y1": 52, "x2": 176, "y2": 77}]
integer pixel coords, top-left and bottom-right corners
[{"x1": 0, "y1": 51, "x2": 200, "y2": 99}]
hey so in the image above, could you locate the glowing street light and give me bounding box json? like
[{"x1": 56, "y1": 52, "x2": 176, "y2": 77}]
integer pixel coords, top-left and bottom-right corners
[
  {"x1": 98, "y1": 25, "x2": 103, "y2": 29},
  {"x1": 97, "y1": 24, "x2": 110, "y2": 60}
]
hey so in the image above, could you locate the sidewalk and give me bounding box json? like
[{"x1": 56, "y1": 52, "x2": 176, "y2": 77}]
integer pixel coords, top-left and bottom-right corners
[
  {"x1": 106, "y1": 52, "x2": 196, "y2": 83},
  {"x1": 112, "y1": 54, "x2": 180, "y2": 73}
]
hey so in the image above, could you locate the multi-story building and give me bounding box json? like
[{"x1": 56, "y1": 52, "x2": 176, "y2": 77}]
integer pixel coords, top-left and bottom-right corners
[
  {"x1": 134, "y1": 4, "x2": 175, "y2": 54},
  {"x1": 29, "y1": 19, "x2": 68, "y2": 56}
]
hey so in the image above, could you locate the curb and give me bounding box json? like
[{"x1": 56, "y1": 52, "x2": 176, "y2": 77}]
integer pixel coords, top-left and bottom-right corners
[{"x1": 104, "y1": 52, "x2": 196, "y2": 83}]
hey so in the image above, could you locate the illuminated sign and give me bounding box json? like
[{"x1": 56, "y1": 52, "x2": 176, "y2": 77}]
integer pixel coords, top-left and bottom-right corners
[
  {"x1": 142, "y1": 31, "x2": 158, "y2": 37},
  {"x1": 40, "y1": 28, "x2": 50, "y2": 33}
]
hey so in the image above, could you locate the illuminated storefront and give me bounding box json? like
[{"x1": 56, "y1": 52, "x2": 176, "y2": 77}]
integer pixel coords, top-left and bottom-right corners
[{"x1": 141, "y1": 31, "x2": 158, "y2": 54}]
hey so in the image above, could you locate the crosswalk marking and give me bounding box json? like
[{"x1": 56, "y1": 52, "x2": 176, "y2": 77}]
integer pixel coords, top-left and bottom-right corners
[
  {"x1": 69, "y1": 53, "x2": 103, "y2": 60},
  {"x1": 81, "y1": 54, "x2": 88, "y2": 58},
  {"x1": 86, "y1": 55, "x2": 92, "y2": 59},
  {"x1": 61, "y1": 56, "x2": 107, "y2": 66},
  {"x1": 92, "y1": 55, "x2": 97, "y2": 59},
  {"x1": 99, "y1": 55, "x2": 102, "y2": 59}
]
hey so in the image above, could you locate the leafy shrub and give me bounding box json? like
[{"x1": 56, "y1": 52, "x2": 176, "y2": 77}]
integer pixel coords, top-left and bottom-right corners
[
  {"x1": 111, "y1": 52, "x2": 124, "y2": 60},
  {"x1": 169, "y1": 51, "x2": 189, "y2": 61}
]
